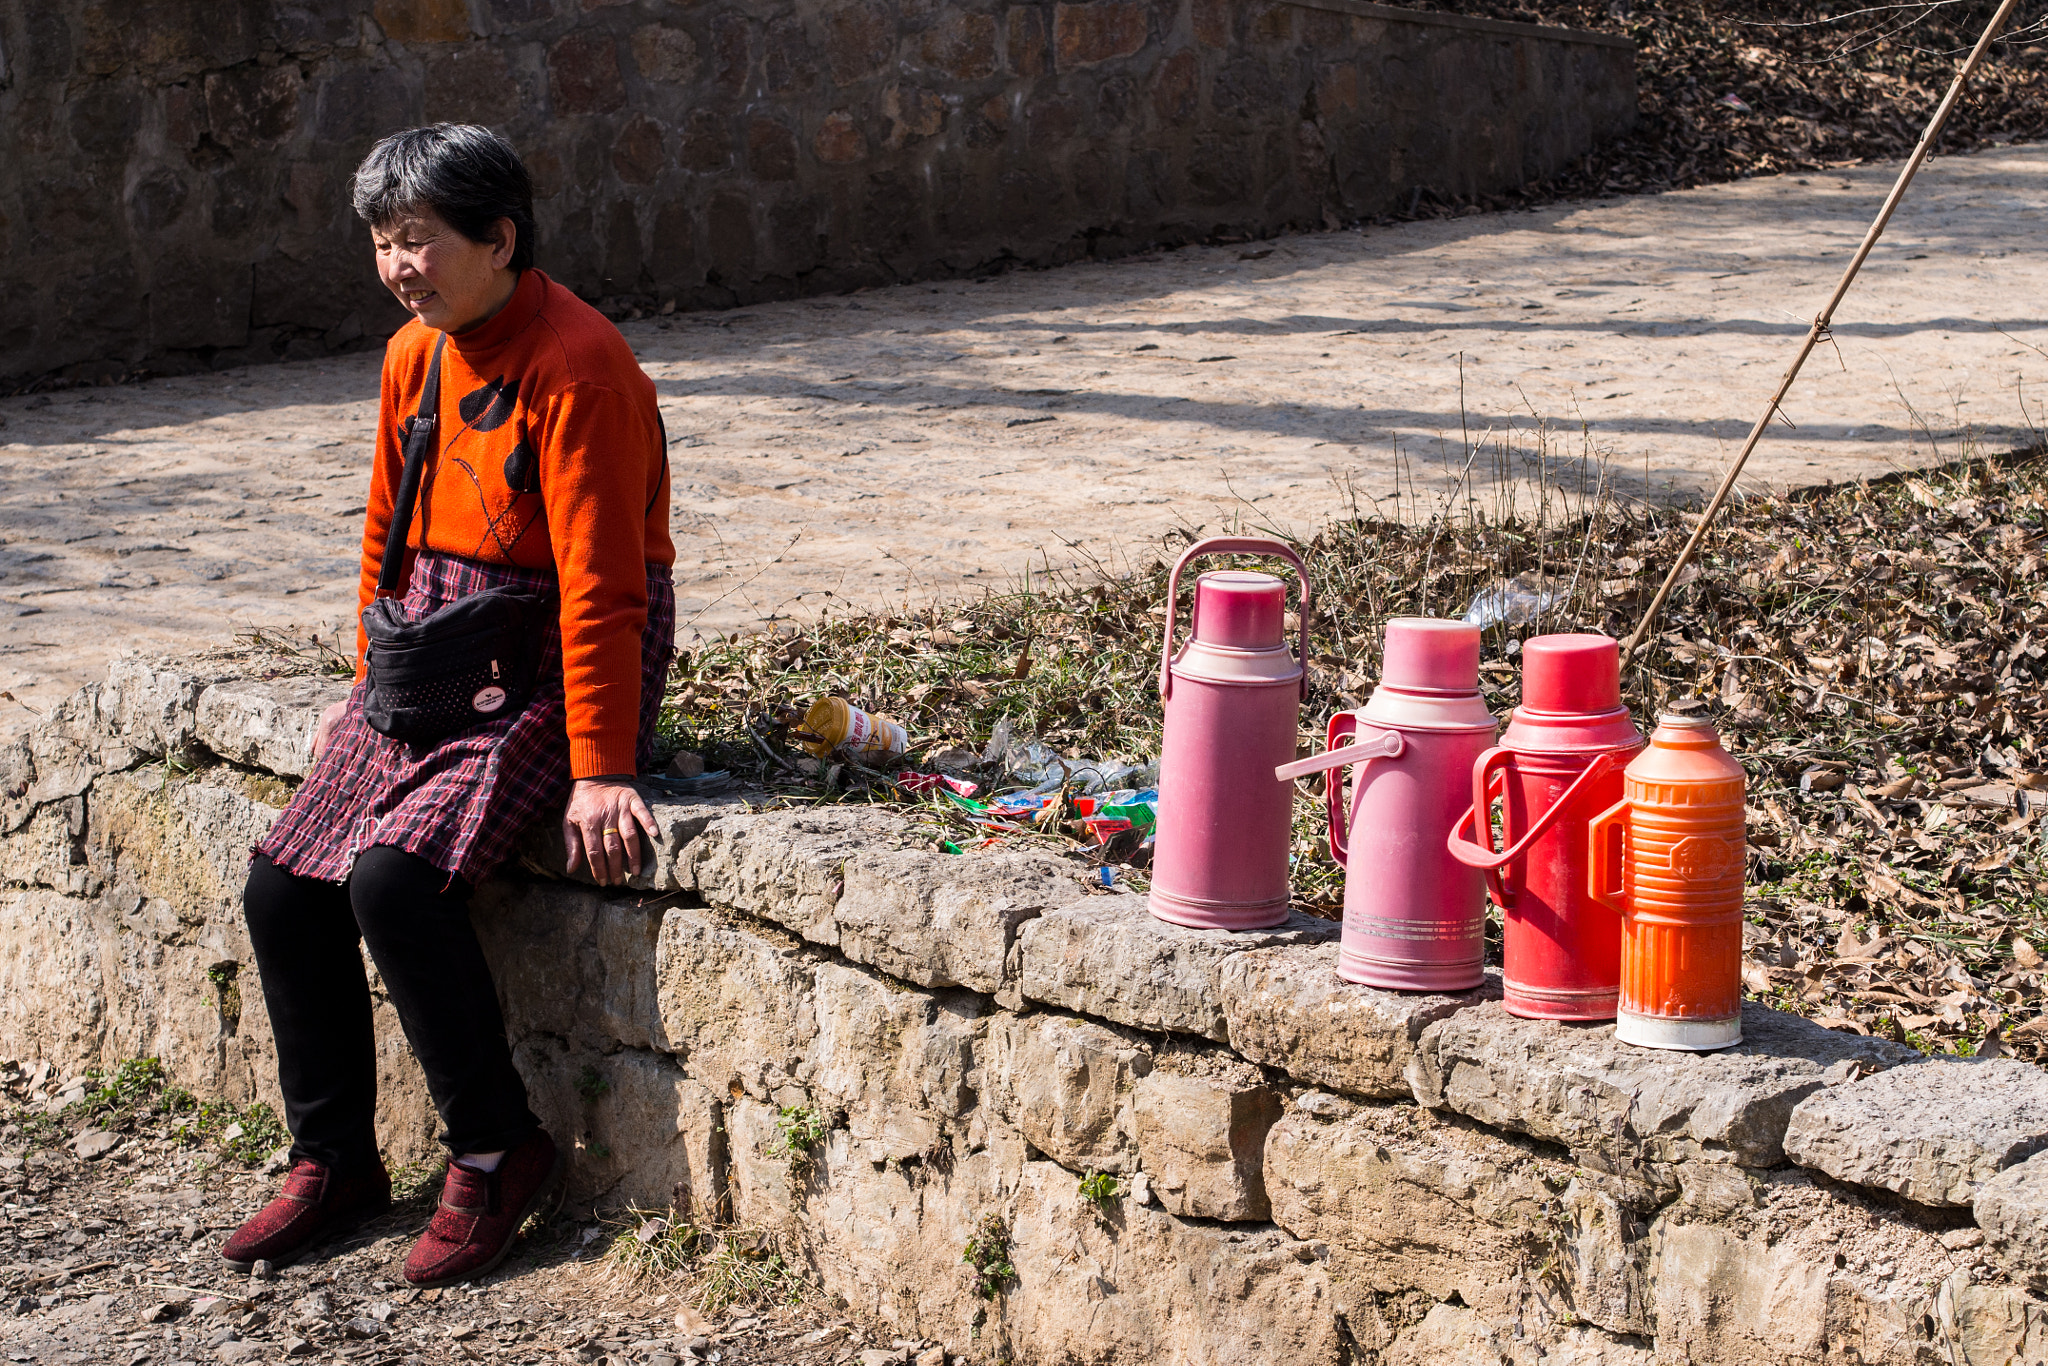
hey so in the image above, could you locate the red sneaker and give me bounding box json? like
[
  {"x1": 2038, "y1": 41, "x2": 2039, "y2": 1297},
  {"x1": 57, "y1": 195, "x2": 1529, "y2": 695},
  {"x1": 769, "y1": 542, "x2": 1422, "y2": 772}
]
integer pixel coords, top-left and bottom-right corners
[
  {"x1": 402, "y1": 1130, "x2": 564, "y2": 1288},
  {"x1": 222, "y1": 1160, "x2": 392, "y2": 1272}
]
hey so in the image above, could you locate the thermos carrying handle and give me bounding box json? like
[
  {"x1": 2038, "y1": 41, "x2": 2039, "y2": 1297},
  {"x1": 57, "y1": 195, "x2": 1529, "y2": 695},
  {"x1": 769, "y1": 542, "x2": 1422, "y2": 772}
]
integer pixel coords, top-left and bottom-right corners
[
  {"x1": 1270, "y1": 714, "x2": 1404, "y2": 868},
  {"x1": 1158, "y1": 536, "x2": 1313, "y2": 702},
  {"x1": 1447, "y1": 748, "x2": 1624, "y2": 910},
  {"x1": 1587, "y1": 798, "x2": 1631, "y2": 913}
]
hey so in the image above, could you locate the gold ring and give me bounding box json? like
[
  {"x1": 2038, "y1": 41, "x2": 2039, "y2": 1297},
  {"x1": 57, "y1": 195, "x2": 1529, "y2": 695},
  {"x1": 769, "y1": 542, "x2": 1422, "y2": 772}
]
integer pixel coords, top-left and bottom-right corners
[{"x1": 602, "y1": 827, "x2": 620, "y2": 836}]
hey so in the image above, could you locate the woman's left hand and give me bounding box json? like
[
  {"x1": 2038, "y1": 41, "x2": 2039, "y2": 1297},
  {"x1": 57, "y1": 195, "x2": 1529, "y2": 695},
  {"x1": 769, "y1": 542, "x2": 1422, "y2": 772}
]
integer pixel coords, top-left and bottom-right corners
[{"x1": 563, "y1": 776, "x2": 659, "y2": 885}]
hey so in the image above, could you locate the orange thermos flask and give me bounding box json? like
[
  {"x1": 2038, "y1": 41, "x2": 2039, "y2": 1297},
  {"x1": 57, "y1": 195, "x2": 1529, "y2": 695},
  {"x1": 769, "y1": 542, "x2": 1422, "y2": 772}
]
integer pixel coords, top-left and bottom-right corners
[{"x1": 1587, "y1": 703, "x2": 1747, "y2": 1050}]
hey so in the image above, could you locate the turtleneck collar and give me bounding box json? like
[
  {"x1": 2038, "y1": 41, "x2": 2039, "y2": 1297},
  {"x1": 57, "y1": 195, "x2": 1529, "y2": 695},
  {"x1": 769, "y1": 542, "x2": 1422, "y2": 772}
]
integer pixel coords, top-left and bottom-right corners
[{"x1": 446, "y1": 268, "x2": 547, "y2": 361}]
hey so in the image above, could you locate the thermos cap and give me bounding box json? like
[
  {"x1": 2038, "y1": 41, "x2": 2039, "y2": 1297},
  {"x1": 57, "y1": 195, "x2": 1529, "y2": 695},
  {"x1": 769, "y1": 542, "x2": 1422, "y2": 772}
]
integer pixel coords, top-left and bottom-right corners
[
  {"x1": 1191, "y1": 571, "x2": 1286, "y2": 650},
  {"x1": 1521, "y1": 633, "x2": 1622, "y2": 713},
  {"x1": 1381, "y1": 617, "x2": 1481, "y2": 693}
]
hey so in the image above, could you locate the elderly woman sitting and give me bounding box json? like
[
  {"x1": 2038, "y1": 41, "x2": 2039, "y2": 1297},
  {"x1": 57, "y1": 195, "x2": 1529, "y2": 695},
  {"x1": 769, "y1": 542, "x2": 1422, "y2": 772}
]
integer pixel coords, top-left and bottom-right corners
[{"x1": 223, "y1": 124, "x2": 674, "y2": 1285}]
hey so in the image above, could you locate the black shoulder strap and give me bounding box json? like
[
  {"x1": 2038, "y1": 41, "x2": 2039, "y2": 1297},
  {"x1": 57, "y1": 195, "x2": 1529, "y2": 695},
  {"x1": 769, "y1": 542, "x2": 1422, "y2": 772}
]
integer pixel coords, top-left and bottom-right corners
[{"x1": 374, "y1": 334, "x2": 446, "y2": 599}]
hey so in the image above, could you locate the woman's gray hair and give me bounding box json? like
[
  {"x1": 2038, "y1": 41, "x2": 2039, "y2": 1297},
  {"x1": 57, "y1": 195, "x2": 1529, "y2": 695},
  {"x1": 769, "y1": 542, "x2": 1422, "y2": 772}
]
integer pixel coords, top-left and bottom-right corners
[{"x1": 352, "y1": 124, "x2": 537, "y2": 272}]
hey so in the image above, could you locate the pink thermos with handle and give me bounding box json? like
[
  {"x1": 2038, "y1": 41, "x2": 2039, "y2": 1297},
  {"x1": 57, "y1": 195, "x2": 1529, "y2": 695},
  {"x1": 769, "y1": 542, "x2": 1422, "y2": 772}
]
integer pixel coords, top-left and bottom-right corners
[
  {"x1": 1277, "y1": 619, "x2": 1498, "y2": 991},
  {"x1": 1150, "y1": 537, "x2": 1311, "y2": 932}
]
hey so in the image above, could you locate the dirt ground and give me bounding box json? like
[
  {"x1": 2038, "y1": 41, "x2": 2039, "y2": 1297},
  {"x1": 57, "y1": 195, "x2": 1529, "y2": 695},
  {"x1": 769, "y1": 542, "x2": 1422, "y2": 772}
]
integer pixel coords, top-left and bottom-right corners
[
  {"x1": 0, "y1": 1071, "x2": 879, "y2": 1366},
  {"x1": 1, "y1": 147, "x2": 2045, "y2": 737}
]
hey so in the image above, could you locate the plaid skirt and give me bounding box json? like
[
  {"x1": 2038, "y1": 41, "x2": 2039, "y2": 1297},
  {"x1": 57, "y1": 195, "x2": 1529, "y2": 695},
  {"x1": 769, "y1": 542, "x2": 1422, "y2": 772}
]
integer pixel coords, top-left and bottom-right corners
[{"x1": 258, "y1": 551, "x2": 676, "y2": 887}]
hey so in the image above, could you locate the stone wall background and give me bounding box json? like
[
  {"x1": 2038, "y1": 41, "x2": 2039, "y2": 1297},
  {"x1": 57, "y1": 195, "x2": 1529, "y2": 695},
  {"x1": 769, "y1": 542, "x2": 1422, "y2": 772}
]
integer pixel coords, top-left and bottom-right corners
[{"x1": 0, "y1": 0, "x2": 1632, "y2": 389}]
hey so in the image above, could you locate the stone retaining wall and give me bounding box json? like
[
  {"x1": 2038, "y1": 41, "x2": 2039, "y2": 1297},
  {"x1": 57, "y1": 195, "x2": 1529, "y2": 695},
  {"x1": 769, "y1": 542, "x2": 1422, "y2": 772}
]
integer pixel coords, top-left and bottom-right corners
[
  {"x1": 7, "y1": 655, "x2": 2046, "y2": 1363},
  {"x1": 0, "y1": 0, "x2": 1634, "y2": 388}
]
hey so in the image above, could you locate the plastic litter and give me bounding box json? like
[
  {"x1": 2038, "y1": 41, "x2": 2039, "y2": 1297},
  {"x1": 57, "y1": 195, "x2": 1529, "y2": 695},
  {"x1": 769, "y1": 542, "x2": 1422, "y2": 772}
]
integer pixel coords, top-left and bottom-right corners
[
  {"x1": 897, "y1": 771, "x2": 979, "y2": 798},
  {"x1": 793, "y1": 696, "x2": 908, "y2": 760},
  {"x1": 1461, "y1": 571, "x2": 1566, "y2": 630},
  {"x1": 979, "y1": 716, "x2": 1157, "y2": 794}
]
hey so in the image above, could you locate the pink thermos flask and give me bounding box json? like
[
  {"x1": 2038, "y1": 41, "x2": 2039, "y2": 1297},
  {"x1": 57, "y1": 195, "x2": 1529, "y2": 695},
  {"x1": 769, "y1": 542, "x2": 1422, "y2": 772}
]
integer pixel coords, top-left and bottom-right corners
[
  {"x1": 1149, "y1": 538, "x2": 1312, "y2": 932},
  {"x1": 1276, "y1": 619, "x2": 1498, "y2": 991}
]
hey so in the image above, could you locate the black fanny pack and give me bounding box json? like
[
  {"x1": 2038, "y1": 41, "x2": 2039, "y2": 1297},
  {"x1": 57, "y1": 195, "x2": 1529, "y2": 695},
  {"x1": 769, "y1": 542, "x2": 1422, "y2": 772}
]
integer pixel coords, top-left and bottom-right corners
[{"x1": 361, "y1": 334, "x2": 550, "y2": 745}]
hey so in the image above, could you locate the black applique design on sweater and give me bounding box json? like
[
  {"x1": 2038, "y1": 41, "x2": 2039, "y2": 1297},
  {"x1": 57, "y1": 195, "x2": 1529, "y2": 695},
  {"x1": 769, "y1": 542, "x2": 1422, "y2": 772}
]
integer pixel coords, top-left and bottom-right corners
[
  {"x1": 503, "y1": 436, "x2": 540, "y2": 494},
  {"x1": 459, "y1": 377, "x2": 520, "y2": 432}
]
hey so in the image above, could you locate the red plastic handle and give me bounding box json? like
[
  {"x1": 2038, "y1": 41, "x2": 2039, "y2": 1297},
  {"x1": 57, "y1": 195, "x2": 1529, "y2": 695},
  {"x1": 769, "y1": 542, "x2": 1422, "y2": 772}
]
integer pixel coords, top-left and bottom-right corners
[
  {"x1": 1159, "y1": 537, "x2": 1312, "y2": 701},
  {"x1": 1447, "y1": 749, "x2": 1624, "y2": 910},
  {"x1": 1587, "y1": 798, "x2": 1631, "y2": 913},
  {"x1": 1445, "y1": 747, "x2": 1518, "y2": 906},
  {"x1": 1325, "y1": 712, "x2": 1357, "y2": 867}
]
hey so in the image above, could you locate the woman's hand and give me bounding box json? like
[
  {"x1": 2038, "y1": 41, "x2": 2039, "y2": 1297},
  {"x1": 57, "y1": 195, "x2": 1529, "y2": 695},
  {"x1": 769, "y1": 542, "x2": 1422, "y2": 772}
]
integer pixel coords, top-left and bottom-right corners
[
  {"x1": 563, "y1": 776, "x2": 659, "y2": 885},
  {"x1": 312, "y1": 700, "x2": 350, "y2": 759}
]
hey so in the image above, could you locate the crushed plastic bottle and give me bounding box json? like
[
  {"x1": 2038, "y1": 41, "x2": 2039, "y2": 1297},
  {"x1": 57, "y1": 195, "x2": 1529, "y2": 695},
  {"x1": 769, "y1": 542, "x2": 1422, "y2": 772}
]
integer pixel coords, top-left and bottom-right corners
[
  {"x1": 1461, "y1": 571, "x2": 1566, "y2": 630},
  {"x1": 981, "y1": 717, "x2": 1158, "y2": 794},
  {"x1": 981, "y1": 717, "x2": 1064, "y2": 780}
]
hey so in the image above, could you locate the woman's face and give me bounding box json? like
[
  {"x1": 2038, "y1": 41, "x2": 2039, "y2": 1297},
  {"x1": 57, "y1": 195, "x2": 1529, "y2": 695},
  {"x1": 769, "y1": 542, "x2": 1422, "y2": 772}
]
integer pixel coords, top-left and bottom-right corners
[{"x1": 371, "y1": 206, "x2": 517, "y2": 334}]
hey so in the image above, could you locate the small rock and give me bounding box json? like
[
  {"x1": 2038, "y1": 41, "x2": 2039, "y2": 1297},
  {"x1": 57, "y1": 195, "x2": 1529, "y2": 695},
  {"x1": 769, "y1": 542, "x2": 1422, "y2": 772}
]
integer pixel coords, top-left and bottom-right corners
[
  {"x1": 282, "y1": 1342, "x2": 312, "y2": 1360},
  {"x1": 446, "y1": 1322, "x2": 478, "y2": 1341},
  {"x1": 138, "y1": 1302, "x2": 179, "y2": 1324},
  {"x1": 858, "y1": 1350, "x2": 906, "y2": 1366},
  {"x1": 72, "y1": 1129, "x2": 119, "y2": 1161},
  {"x1": 367, "y1": 1301, "x2": 395, "y2": 1323},
  {"x1": 649, "y1": 1357, "x2": 679, "y2": 1366},
  {"x1": 343, "y1": 1316, "x2": 385, "y2": 1338},
  {"x1": 667, "y1": 750, "x2": 706, "y2": 779},
  {"x1": 204, "y1": 1326, "x2": 239, "y2": 1348},
  {"x1": 682, "y1": 1335, "x2": 711, "y2": 1352},
  {"x1": 249, "y1": 1259, "x2": 276, "y2": 1281},
  {"x1": 1294, "y1": 1090, "x2": 1358, "y2": 1120},
  {"x1": 915, "y1": 1349, "x2": 946, "y2": 1366},
  {"x1": 1942, "y1": 1227, "x2": 1987, "y2": 1251}
]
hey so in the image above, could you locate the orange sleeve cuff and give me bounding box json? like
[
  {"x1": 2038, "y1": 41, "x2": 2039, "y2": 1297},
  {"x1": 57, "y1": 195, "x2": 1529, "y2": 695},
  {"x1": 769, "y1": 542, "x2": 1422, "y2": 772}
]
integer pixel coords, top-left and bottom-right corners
[{"x1": 568, "y1": 738, "x2": 642, "y2": 781}]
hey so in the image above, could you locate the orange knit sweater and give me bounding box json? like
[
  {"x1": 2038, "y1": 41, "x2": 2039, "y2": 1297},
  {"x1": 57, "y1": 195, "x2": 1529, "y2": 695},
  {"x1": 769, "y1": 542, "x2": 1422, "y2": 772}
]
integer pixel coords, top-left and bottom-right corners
[{"x1": 356, "y1": 269, "x2": 675, "y2": 779}]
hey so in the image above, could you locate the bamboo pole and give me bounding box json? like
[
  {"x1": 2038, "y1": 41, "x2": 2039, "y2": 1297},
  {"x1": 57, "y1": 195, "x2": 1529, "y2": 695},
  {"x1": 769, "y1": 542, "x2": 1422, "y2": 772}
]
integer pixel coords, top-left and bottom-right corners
[{"x1": 1622, "y1": 0, "x2": 2021, "y2": 658}]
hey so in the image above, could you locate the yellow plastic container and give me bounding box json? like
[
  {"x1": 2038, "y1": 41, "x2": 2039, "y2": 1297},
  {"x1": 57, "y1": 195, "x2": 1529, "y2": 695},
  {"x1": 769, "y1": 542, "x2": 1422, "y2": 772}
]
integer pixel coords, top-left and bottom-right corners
[{"x1": 797, "y1": 697, "x2": 909, "y2": 761}]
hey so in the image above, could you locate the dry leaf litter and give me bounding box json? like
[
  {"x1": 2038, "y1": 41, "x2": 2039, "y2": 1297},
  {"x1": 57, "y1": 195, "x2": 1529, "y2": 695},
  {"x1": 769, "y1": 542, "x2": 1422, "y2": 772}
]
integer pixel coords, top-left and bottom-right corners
[{"x1": 1372, "y1": 0, "x2": 2048, "y2": 213}]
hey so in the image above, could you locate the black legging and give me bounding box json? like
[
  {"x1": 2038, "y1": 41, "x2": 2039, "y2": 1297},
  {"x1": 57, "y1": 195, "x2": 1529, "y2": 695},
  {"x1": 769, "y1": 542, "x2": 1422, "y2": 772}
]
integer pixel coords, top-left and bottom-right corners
[{"x1": 243, "y1": 847, "x2": 539, "y2": 1172}]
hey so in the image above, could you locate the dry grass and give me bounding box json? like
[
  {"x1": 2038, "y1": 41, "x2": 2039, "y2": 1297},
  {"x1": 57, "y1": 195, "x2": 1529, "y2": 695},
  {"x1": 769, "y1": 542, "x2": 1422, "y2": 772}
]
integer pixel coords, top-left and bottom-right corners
[{"x1": 598, "y1": 1210, "x2": 812, "y2": 1316}]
